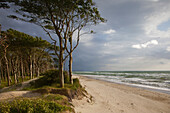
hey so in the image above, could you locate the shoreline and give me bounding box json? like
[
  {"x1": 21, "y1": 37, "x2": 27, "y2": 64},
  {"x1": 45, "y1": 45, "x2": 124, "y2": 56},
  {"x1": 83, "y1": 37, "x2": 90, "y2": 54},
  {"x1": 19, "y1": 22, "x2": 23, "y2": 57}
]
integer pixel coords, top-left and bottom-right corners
[
  {"x1": 74, "y1": 74, "x2": 170, "y2": 95},
  {"x1": 72, "y1": 75, "x2": 170, "y2": 113}
]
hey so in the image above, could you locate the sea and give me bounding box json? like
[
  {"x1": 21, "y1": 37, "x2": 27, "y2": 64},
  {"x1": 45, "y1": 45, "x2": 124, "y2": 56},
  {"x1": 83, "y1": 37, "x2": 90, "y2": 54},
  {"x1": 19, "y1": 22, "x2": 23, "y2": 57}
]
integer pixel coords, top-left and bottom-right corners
[{"x1": 73, "y1": 71, "x2": 170, "y2": 94}]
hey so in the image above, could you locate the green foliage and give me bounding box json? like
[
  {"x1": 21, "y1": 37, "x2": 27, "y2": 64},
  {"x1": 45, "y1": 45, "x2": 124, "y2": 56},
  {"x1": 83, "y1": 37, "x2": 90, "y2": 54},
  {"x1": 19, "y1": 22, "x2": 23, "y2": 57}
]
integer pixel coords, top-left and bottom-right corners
[
  {"x1": 44, "y1": 25, "x2": 55, "y2": 30},
  {"x1": 24, "y1": 70, "x2": 83, "y2": 95},
  {"x1": 0, "y1": 76, "x2": 30, "y2": 89},
  {"x1": 6, "y1": 0, "x2": 106, "y2": 49},
  {"x1": 43, "y1": 94, "x2": 66, "y2": 101},
  {"x1": 41, "y1": 69, "x2": 60, "y2": 83},
  {"x1": 63, "y1": 71, "x2": 70, "y2": 84},
  {"x1": 6, "y1": 29, "x2": 51, "y2": 48},
  {"x1": 72, "y1": 78, "x2": 81, "y2": 90},
  {"x1": 41, "y1": 69, "x2": 70, "y2": 84},
  {"x1": 7, "y1": 15, "x2": 18, "y2": 19},
  {"x1": 0, "y1": 2, "x2": 10, "y2": 9},
  {"x1": 0, "y1": 97, "x2": 72, "y2": 113},
  {"x1": 5, "y1": 0, "x2": 106, "y2": 88},
  {"x1": 0, "y1": 28, "x2": 58, "y2": 87},
  {"x1": 42, "y1": 94, "x2": 72, "y2": 106},
  {"x1": 29, "y1": 69, "x2": 70, "y2": 89}
]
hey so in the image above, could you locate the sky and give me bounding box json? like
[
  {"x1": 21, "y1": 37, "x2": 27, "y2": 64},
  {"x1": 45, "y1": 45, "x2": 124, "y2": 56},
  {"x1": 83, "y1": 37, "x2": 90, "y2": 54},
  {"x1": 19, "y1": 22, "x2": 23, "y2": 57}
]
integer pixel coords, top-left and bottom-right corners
[{"x1": 0, "y1": 0, "x2": 170, "y2": 71}]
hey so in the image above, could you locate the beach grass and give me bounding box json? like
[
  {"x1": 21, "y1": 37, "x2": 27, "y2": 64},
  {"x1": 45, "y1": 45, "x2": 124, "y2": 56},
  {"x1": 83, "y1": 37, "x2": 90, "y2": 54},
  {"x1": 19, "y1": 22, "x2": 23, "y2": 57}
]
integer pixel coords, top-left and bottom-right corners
[{"x1": 0, "y1": 95, "x2": 73, "y2": 113}]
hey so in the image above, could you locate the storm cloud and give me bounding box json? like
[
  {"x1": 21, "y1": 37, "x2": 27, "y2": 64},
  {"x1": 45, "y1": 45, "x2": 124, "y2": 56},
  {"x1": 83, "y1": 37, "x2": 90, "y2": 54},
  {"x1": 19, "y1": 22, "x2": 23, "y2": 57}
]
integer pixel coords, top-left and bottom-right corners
[{"x1": 1, "y1": 0, "x2": 170, "y2": 71}]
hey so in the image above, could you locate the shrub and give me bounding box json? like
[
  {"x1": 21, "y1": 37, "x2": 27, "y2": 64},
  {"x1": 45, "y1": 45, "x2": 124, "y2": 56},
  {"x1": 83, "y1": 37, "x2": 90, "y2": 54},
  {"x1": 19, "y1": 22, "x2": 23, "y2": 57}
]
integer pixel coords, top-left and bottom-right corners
[
  {"x1": 41, "y1": 69, "x2": 70, "y2": 84},
  {"x1": 63, "y1": 71, "x2": 69, "y2": 84},
  {"x1": 43, "y1": 94, "x2": 66, "y2": 101},
  {"x1": 41, "y1": 69, "x2": 60, "y2": 83},
  {"x1": 29, "y1": 69, "x2": 70, "y2": 89},
  {"x1": 0, "y1": 98, "x2": 72, "y2": 113},
  {"x1": 72, "y1": 78, "x2": 81, "y2": 90}
]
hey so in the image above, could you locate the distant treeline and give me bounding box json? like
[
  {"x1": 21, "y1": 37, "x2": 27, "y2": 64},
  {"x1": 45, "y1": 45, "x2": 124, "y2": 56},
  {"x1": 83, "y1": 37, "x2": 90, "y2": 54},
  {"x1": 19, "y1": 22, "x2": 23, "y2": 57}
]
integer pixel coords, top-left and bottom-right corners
[{"x1": 0, "y1": 28, "x2": 57, "y2": 86}]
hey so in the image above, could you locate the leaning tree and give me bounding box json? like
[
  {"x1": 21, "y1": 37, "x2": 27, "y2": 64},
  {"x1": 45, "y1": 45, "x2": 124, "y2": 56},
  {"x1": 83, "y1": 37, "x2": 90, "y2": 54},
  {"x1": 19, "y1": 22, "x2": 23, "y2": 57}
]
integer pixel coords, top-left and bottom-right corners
[
  {"x1": 0, "y1": 25, "x2": 11, "y2": 86},
  {"x1": 5, "y1": 0, "x2": 105, "y2": 87},
  {"x1": 0, "y1": 28, "x2": 55, "y2": 86}
]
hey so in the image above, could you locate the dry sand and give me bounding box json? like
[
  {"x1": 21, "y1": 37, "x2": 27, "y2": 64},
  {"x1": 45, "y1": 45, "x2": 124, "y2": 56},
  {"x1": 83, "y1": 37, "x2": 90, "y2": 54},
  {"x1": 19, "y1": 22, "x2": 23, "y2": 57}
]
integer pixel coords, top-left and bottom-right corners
[
  {"x1": 0, "y1": 91, "x2": 41, "y2": 100},
  {"x1": 72, "y1": 75, "x2": 170, "y2": 113},
  {"x1": 0, "y1": 77, "x2": 40, "y2": 101}
]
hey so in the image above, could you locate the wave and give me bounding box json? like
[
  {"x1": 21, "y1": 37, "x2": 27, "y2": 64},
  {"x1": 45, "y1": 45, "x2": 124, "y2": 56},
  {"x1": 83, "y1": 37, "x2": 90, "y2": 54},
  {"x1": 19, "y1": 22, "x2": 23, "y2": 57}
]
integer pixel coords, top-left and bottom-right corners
[{"x1": 74, "y1": 71, "x2": 170, "y2": 94}]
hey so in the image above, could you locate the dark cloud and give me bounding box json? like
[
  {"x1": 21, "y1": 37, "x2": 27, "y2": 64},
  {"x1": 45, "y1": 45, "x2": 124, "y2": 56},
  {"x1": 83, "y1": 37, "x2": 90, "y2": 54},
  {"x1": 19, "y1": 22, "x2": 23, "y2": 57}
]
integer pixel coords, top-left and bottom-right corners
[
  {"x1": 1, "y1": 0, "x2": 170, "y2": 71},
  {"x1": 0, "y1": 6, "x2": 51, "y2": 42}
]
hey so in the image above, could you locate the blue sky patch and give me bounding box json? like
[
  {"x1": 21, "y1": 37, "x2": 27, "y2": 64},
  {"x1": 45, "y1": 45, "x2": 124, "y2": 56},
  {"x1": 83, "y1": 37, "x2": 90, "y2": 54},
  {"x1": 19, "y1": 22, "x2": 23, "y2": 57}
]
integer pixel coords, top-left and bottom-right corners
[{"x1": 157, "y1": 19, "x2": 170, "y2": 31}]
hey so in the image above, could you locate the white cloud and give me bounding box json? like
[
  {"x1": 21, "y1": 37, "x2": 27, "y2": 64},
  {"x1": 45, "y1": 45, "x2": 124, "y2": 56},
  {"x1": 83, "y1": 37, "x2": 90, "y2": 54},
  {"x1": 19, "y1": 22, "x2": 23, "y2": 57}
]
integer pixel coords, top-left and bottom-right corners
[
  {"x1": 149, "y1": 0, "x2": 159, "y2": 2},
  {"x1": 143, "y1": 0, "x2": 159, "y2": 2},
  {"x1": 72, "y1": 29, "x2": 94, "y2": 43},
  {"x1": 99, "y1": 22, "x2": 107, "y2": 25},
  {"x1": 166, "y1": 46, "x2": 170, "y2": 51},
  {"x1": 132, "y1": 40, "x2": 158, "y2": 49},
  {"x1": 132, "y1": 44, "x2": 142, "y2": 49},
  {"x1": 79, "y1": 34, "x2": 94, "y2": 47},
  {"x1": 104, "y1": 43, "x2": 109, "y2": 47},
  {"x1": 103, "y1": 29, "x2": 116, "y2": 34}
]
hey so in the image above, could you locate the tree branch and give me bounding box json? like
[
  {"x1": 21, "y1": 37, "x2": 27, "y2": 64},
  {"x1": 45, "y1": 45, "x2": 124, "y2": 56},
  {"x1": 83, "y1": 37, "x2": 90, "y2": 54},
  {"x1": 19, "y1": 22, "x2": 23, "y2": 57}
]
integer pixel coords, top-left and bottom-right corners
[
  {"x1": 40, "y1": 25, "x2": 59, "y2": 58},
  {"x1": 72, "y1": 27, "x2": 81, "y2": 52},
  {"x1": 63, "y1": 53, "x2": 69, "y2": 62}
]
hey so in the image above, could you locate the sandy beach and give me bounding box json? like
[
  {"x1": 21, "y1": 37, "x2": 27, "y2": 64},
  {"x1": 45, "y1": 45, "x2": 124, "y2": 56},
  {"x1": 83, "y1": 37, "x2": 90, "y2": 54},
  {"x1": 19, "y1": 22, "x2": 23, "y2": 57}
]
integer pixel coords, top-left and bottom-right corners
[{"x1": 72, "y1": 75, "x2": 170, "y2": 113}]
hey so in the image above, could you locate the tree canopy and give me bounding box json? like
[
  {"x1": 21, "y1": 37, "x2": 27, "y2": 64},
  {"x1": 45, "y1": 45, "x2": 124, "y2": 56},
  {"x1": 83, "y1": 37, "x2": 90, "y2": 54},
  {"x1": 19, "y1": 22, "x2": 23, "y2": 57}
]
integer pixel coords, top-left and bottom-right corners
[
  {"x1": 3, "y1": 0, "x2": 106, "y2": 87},
  {"x1": 0, "y1": 28, "x2": 56, "y2": 86}
]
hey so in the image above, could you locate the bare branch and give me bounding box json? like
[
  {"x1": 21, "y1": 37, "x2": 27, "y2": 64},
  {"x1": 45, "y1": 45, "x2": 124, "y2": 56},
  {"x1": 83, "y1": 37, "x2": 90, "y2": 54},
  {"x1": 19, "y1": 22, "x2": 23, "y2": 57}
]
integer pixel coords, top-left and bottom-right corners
[
  {"x1": 40, "y1": 25, "x2": 59, "y2": 58},
  {"x1": 40, "y1": 25, "x2": 55, "y2": 42},
  {"x1": 53, "y1": 41, "x2": 59, "y2": 58},
  {"x1": 63, "y1": 18, "x2": 71, "y2": 51},
  {"x1": 63, "y1": 54, "x2": 69, "y2": 62},
  {"x1": 72, "y1": 27, "x2": 81, "y2": 52}
]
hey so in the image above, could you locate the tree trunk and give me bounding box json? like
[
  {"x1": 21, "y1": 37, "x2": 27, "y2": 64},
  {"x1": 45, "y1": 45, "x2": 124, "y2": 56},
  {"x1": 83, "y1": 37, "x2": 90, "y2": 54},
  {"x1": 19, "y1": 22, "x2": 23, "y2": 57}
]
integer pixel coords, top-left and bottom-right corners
[
  {"x1": 33, "y1": 54, "x2": 35, "y2": 77},
  {"x1": 9, "y1": 58, "x2": 12, "y2": 78},
  {"x1": 21, "y1": 57, "x2": 24, "y2": 82},
  {"x1": 11, "y1": 59, "x2": 14, "y2": 78},
  {"x1": 0, "y1": 73, "x2": 2, "y2": 86},
  {"x1": 69, "y1": 53, "x2": 73, "y2": 84},
  {"x1": 17, "y1": 56, "x2": 20, "y2": 80},
  {"x1": 14, "y1": 73, "x2": 17, "y2": 84},
  {"x1": 0, "y1": 62, "x2": 1, "y2": 85},
  {"x1": 59, "y1": 53, "x2": 64, "y2": 88},
  {"x1": 23, "y1": 66, "x2": 25, "y2": 78},
  {"x1": 37, "y1": 66, "x2": 40, "y2": 77},
  {"x1": 30, "y1": 55, "x2": 33, "y2": 79},
  {"x1": 4, "y1": 49, "x2": 10, "y2": 86},
  {"x1": 0, "y1": 64, "x2": 4, "y2": 81},
  {"x1": 13, "y1": 59, "x2": 17, "y2": 84},
  {"x1": 0, "y1": 61, "x2": 3, "y2": 83},
  {"x1": 14, "y1": 59, "x2": 17, "y2": 84},
  {"x1": 59, "y1": 39, "x2": 64, "y2": 88},
  {"x1": 59, "y1": 63, "x2": 64, "y2": 87},
  {"x1": 4, "y1": 69, "x2": 7, "y2": 82},
  {"x1": 16, "y1": 56, "x2": 19, "y2": 83},
  {"x1": 69, "y1": 36, "x2": 73, "y2": 84},
  {"x1": 26, "y1": 63, "x2": 29, "y2": 77}
]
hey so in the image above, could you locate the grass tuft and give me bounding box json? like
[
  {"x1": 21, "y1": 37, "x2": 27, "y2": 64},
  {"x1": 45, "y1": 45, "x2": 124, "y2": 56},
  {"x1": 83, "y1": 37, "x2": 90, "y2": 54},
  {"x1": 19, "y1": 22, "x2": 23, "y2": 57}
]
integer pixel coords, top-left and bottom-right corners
[{"x1": 0, "y1": 95, "x2": 73, "y2": 113}]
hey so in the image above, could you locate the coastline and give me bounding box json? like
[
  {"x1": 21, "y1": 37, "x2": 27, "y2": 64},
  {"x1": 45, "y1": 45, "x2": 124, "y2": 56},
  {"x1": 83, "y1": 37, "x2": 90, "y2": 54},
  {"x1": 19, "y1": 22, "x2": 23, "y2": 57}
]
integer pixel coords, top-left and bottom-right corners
[
  {"x1": 72, "y1": 75, "x2": 170, "y2": 113},
  {"x1": 73, "y1": 74, "x2": 170, "y2": 95}
]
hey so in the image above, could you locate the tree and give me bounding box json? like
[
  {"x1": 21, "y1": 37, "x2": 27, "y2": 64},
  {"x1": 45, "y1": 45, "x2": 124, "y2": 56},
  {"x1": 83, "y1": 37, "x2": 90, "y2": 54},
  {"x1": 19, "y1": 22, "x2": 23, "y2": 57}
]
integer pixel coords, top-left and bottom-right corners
[
  {"x1": 5, "y1": 0, "x2": 106, "y2": 87},
  {"x1": 0, "y1": 25, "x2": 11, "y2": 86},
  {"x1": 66, "y1": 8, "x2": 105, "y2": 84},
  {"x1": 0, "y1": 28, "x2": 55, "y2": 86},
  {"x1": 6, "y1": 29, "x2": 53, "y2": 78}
]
